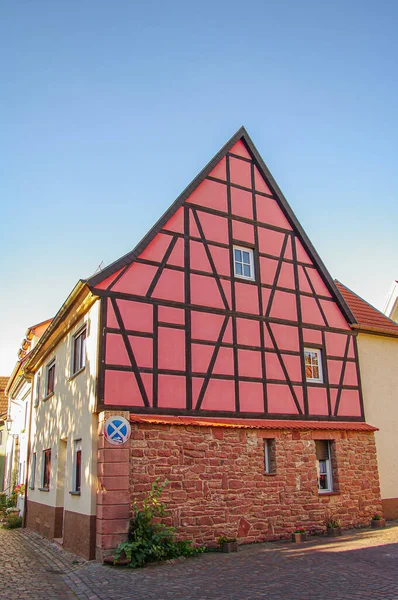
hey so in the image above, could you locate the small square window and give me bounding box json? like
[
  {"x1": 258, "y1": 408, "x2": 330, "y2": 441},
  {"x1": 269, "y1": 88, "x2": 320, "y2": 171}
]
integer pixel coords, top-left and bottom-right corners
[
  {"x1": 233, "y1": 246, "x2": 255, "y2": 280},
  {"x1": 46, "y1": 360, "x2": 56, "y2": 396},
  {"x1": 316, "y1": 440, "x2": 333, "y2": 493},
  {"x1": 304, "y1": 348, "x2": 323, "y2": 383},
  {"x1": 72, "y1": 327, "x2": 87, "y2": 375}
]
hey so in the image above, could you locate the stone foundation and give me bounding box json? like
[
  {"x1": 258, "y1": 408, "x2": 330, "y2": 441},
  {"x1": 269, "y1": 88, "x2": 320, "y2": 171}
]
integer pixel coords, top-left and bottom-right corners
[
  {"x1": 382, "y1": 497, "x2": 398, "y2": 521},
  {"x1": 129, "y1": 423, "x2": 382, "y2": 545},
  {"x1": 25, "y1": 500, "x2": 63, "y2": 539},
  {"x1": 63, "y1": 510, "x2": 96, "y2": 560}
]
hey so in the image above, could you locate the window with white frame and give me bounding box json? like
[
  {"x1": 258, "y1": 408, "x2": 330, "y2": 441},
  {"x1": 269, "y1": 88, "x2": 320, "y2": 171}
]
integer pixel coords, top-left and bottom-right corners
[
  {"x1": 45, "y1": 360, "x2": 56, "y2": 396},
  {"x1": 304, "y1": 348, "x2": 323, "y2": 383},
  {"x1": 34, "y1": 373, "x2": 41, "y2": 407},
  {"x1": 30, "y1": 452, "x2": 36, "y2": 489},
  {"x1": 72, "y1": 327, "x2": 87, "y2": 375},
  {"x1": 42, "y1": 448, "x2": 51, "y2": 489},
  {"x1": 73, "y1": 439, "x2": 82, "y2": 493},
  {"x1": 316, "y1": 440, "x2": 333, "y2": 492},
  {"x1": 233, "y1": 246, "x2": 255, "y2": 280}
]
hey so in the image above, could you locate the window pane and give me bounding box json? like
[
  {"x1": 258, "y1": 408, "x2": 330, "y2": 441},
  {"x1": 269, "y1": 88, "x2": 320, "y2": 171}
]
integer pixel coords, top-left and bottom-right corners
[
  {"x1": 305, "y1": 365, "x2": 312, "y2": 378},
  {"x1": 234, "y1": 249, "x2": 242, "y2": 262},
  {"x1": 312, "y1": 353, "x2": 318, "y2": 365},
  {"x1": 313, "y1": 367, "x2": 319, "y2": 379},
  {"x1": 243, "y1": 264, "x2": 251, "y2": 277},
  {"x1": 235, "y1": 262, "x2": 243, "y2": 275},
  {"x1": 242, "y1": 251, "x2": 250, "y2": 264},
  {"x1": 305, "y1": 353, "x2": 311, "y2": 365}
]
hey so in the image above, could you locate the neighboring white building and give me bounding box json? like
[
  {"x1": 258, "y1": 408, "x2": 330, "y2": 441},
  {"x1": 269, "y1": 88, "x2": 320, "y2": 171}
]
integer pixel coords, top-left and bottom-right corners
[{"x1": 5, "y1": 320, "x2": 52, "y2": 514}]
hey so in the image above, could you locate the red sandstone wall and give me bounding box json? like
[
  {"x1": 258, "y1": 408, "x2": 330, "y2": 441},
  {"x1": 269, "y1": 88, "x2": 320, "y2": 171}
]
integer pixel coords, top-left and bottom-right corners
[{"x1": 130, "y1": 423, "x2": 382, "y2": 545}]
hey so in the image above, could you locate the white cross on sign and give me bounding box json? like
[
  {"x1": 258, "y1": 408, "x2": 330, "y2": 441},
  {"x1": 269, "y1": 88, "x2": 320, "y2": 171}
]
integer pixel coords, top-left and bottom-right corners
[{"x1": 104, "y1": 416, "x2": 131, "y2": 446}]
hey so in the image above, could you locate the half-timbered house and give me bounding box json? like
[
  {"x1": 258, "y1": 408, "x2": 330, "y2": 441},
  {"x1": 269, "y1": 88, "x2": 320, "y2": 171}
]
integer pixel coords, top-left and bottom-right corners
[{"x1": 23, "y1": 128, "x2": 382, "y2": 560}]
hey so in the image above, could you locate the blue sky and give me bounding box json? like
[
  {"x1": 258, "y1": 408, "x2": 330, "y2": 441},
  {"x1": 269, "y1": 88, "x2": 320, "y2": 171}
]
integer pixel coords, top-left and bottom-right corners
[{"x1": 1, "y1": 0, "x2": 397, "y2": 374}]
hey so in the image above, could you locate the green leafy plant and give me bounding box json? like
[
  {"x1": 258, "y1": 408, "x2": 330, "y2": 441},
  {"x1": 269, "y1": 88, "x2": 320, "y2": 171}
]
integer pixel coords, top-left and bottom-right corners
[
  {"x1": 372, "y1": 513, "x2": 382, "y2": 520},
  {"x1": 0, "y1": 493, "x2": 6, "y2": 510},
  {"x1": 218, "y1": 536, "x2": 237, "y2": 545},
  {"x1": 293, "y1": 529, "x2": 305, "y2": 534},
  {"x1": 114, "y1": 478, "x2": 205, "y2": 568},
  {"x1": 3, "y1": 515, "x2": 22, "y2": 529},
  {"x1": 325, "y1": 517, "x2": 341, "y2": 529}
]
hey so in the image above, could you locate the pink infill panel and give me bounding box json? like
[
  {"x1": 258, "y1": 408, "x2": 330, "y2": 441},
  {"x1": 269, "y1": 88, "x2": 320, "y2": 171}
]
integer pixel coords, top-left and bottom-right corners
[
  {"x1": 229, "y1": 140, "x2": 251, "y2": 159},
  {"x1": 187, "y1": 179, "x2": 228, "y2": 213},
  {"x1": 258, "y1": 228, "x2": 285, "y2": 257},
  {"x1": 196, "y1": 211, "x2": 229, "y2": 244},
  {"x1": 230, "y1": 187, "x2": 253, "y2": 220},
  {"x1": 200, "y1": 378, "x2": 235, "y2": 412},
  {"x1": 191, "y1": 343, "x2": 214, "y2": 374},
  {"x1": 139, "y1": 233, "x2": 171, "y2": 263},
  {"x1": 210, "y1": 245, "x2": 230, "y2": 277},
  {"x1": 112, "y1": 263, "x2": 158, "y2": 296},
  {"x1": 190, "y1": 241, "x2": 212, "y2": 273},
  {"x1": 152, "y1": 268, "x2": 185, "y2": 303},
  {"x1": 236, "y1": 317, "x2": 261, "y2": 347},
  {"x1": 284, "y1": 236, "x2": 293, "y2": 260},
  {"x1": 117, "y1": 299, "x2": 153, "y2": 333},
  {"x1": 300, "y1": 296, "x2": 325, "y2": 326},
  {"x1": 158, "y1": 327, "x2": 185, "y2": 371},
  {"x1": 229, "y1": 156, "x2": 252, "y2": 188},
  {"x1": 306, "y1": 268, "x2": 332, "y2": 298},
  {"x1": 281, "y1": 354, "x2": 302, "y2": 382},
  {"x1": 95, "y1": 267, "x2": 124, "y2": 291},
  {"x1": 269, "y1": 291, "x2": 297, "y2": 322},
  {"x1": 327, "y1": 360, "x2": 343, "y2": 385},
  {"x1": 107, "y1": 299, "x2": 118, "y2": 328},
  {"x1": 213, "y1": 347, "x2": 234, "y2": 376},
  {"x1": 343, "y1": 362, "x2": 358, "y2": 386},
  {"x1": 325, "y1": 332, "x2": 348, "y2": 357},
  {"x1": 254, "y1": 166, "x2": 272, "y2": 195},
  {"x1": 191, "y1": 274, "x2": 226, "y2": 309},
  {"x1": 239, "y1": 381, "x2": 264, "y2": 413},
  {"x1": 208, "y1": 156, "x2": 227, "y2": 181},
  {"x1": 307, "y1": 386, "x2": 329, "y2": 416},
  {"x1": 232, "y1": 220, "x2": 255, "y2": 244},
  {"x1": 189, "y1": 210, "x2": 201, "y2": 238},
  {"x1": 105, "y1": 334, "x2": 130, "y2": 366},
  {"x1": 267, "y1": 384, "x2": 299, "y2": 414},
  {"x1": 302, "y1": 328, "x2": 322, "y2": 345},
  {"x1": 191, "y1": 311, "x2": 225, "y2": 342},
  {"x1": 167, "y1": 237, "x2": 184, "y2": 268},
  {"x1": 158, "y1": 375, "x2": 186, "y2": 408},
  {"x1": 162, "y1": 207, "x2": 184, "y2": 234},
  {"x1": 158, "y1": 305, "x2": 185, "y2": 325},
  {"x1": 320, "y1": 300, "x2": 350, "y2": 330},
  {"x1": 237, "y1": 349, "x2": 262, "y2": 378},
  {"x1": 269, "y1": 323, "x2": 299, "y2": 352},
  {"x1": 295, "y1": 238, "x2": 313, "y2": 265},
  {"x1": 256, "y1": 196, "x2": 292, "y2": 230},
  {"x1": 235, "y1": 282, "x2": 259, "y2": 315},
  {"x1": 347, "y1": 337, "x2": 355, "y2": 358},
  {"x1": 128, "y1": 336, "x2": 153, "y2": 369},
  {"x1": 104, "y1": 370, "x2": 145, "y2": 407},
  {"x1": 298, "y1": 266, "x2": 312, "y2": 293},
  {"x1": 293, "y1": 386, "x2": 304, "y2": 413},
  {"x1": 265, "y1": 352, "x2": 285, "y2": 380},
  {"x1": 277, "y1": 262, "x2": 295, "y2": 290},
  {"x1": 337, "y1": 390, "x2": 361, "y2": 417},
  {"x1": 260, "y1": 257, "x2": 278, "y2": 285}
]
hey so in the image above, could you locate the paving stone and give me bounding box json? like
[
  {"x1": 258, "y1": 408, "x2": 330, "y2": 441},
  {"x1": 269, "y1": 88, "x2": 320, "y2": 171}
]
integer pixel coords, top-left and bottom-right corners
[{"x1": 1, "y1": 524, "x2": 398, "y2": 599}]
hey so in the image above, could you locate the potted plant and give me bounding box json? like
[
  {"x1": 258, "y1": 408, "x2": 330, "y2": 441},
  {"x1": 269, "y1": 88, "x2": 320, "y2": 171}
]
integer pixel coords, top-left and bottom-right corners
[
  {"x1": 291, "y1": 528, "x2": 307, "y2": 543},
  {"x1": 325, "y1": 517, "x2": 342, "y2": 537},
  {"x1": 218, "y1": 536, "x2": 238, "y2": 553},
  {"x1": 371, "y1": 514, "x2": 386, "y2": 528}
]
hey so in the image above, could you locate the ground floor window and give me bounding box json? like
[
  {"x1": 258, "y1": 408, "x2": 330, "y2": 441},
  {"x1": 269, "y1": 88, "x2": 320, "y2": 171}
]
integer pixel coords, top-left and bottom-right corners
[
  {"x1": 30, "y1": 453, "x2": 36, "y2": 489},
  {"x1": 315, "y1": 440, "x2": 332, "y2": 492},
  {"x1": 42, "y1": 449, "x2": 51, "y2": 489},
  {"x1": 73, "y1": 440, "x2": 82, "y2": 493},
  {"x1": 264, "y1": 439, "x2": 276, "y2": 474}
]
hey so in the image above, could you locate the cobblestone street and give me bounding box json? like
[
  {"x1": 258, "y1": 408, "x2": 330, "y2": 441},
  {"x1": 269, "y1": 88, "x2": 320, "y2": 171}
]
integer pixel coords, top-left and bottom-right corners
[{"x1": 1, "y1": 524, "x2": 398, "y2": 599}]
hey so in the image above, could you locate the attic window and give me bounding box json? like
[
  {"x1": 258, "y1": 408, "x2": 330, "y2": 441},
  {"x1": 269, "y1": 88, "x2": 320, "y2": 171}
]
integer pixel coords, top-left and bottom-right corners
[{"x1": 233, "y1": 246, "x2": 254, "y2": 281}]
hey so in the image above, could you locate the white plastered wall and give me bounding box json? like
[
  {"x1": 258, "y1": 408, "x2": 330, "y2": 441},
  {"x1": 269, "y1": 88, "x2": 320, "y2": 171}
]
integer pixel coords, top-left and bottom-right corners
[
  {"x1": 28, "y1": 299, "x2": 100, "y2": 516},
  {"x1": 357, "y1": 332, "x2": 398, "y2": 501}
]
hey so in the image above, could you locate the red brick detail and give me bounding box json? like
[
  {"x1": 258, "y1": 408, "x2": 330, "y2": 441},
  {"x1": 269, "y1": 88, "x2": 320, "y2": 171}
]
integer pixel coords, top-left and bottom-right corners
[{"x1": 129, "y1": 423, "x2": 382, "y2": 547}]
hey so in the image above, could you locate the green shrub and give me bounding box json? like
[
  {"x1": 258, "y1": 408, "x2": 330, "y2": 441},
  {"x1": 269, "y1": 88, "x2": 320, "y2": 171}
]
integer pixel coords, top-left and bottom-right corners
[
  {"x1": 114, "y1": 478, "x2": 205, "y2": 568},
  {"x1": 4, "y1": 515, "x2": 22, "y2": 529},
  {"x1": 0, "y1": 493, "x2": 6, "y2": 509}
]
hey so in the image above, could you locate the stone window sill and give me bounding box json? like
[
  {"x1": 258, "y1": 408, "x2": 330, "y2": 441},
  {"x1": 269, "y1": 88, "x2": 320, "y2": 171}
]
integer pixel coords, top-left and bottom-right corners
[
  {"x1": 264, "y1": 472, "x2": 277, "y2": 477},
  {"x1": 38, "y1": 487, "x2": 49, "y2": 492},
  {"x1": 69, "y1": 367, "x2": 85, "y2": 382},
  {"x1": 43, "y1": 392, "x2": 54, "y2": 402},
  {"x1": 69, "y1": 491, "x2": 81, "y2": 496},
  {"x1": 318, "y1": 491, "x2": 341, "y2": 496}
]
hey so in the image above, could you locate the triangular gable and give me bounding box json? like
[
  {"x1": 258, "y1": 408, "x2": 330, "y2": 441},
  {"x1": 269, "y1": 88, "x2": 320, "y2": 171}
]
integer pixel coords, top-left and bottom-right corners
[{"x1": 87, "y1": 127, "x2": 354, "y2": 325}]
